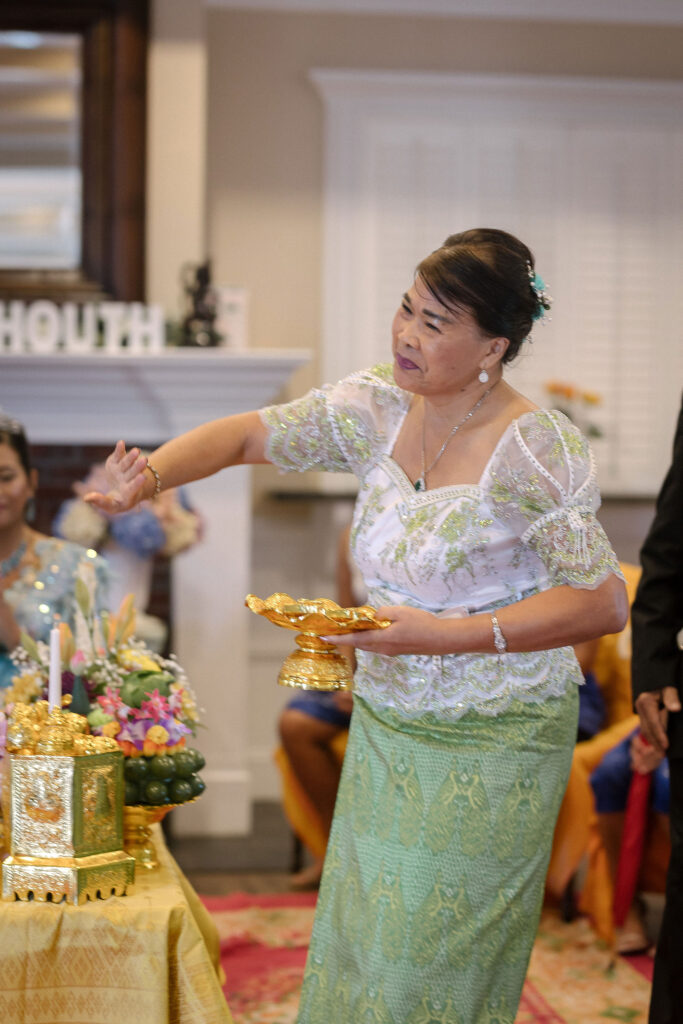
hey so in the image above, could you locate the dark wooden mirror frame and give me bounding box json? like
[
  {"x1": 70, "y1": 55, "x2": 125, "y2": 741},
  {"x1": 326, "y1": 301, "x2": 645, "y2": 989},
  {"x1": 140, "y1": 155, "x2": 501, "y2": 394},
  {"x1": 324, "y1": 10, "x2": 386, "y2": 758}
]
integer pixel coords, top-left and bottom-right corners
[{"x1": 0, "y1": 0, "x2": 148, "y2": 302}]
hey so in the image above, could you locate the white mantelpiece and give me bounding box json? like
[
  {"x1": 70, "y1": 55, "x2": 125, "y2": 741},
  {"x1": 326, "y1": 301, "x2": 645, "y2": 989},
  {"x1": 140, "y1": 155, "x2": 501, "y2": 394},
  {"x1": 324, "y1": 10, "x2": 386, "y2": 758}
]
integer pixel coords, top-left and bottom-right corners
[
  {"x1": 0, "y1": 349, "x2": 309, "y2": 835},
  {"x1": 0, "y1": 349, "x2": 307, "y2": 442}
]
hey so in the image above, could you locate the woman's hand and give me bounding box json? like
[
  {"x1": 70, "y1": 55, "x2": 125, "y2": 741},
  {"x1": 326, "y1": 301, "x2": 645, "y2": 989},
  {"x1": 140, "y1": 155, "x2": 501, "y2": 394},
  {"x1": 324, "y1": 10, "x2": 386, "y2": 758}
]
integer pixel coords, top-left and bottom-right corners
[
  {"x1": 83, "y1": 441, "x2": 149, "y2": 514},
  {"x1": 328, "y1": 606, "x2": 452, "y2": 657},
  {"x1": 629, "y1": 731, "x2": 664, "y2": 775},
  {"x1": 635, "y1": 686, "x2": 681, "y2": 756}
]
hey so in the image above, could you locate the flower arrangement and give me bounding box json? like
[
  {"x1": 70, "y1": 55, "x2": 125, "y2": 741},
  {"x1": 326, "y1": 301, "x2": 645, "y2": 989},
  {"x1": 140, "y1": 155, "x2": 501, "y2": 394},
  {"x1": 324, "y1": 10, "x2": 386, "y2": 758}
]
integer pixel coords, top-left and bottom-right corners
[
  {"x1": 53, "y1": 462, "x2": 201, "y2": 560},
  {"x1": 545, "y1": 380, "x2": 604, "y2": 438},
  {"x1": 2, "y1": 561, "x2": 205, "y2": 806}
]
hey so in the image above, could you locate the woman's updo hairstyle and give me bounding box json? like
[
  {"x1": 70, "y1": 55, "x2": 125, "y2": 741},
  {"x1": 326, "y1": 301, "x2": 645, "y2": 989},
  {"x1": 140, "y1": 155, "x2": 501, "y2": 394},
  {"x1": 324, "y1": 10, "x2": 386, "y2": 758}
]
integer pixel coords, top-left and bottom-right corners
[
  {"x1": 416, "y1": 227, "x2": 542, "y2": 363},
  {"x1": 0, "y1": 413, "x2": 32, "y2": 476}
]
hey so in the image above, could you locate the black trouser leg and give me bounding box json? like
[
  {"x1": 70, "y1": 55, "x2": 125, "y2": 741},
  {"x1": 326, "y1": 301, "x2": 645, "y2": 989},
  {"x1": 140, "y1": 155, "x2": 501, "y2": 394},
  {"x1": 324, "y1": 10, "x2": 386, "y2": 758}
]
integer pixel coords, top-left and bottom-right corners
[{"x1": 649, "y1": 757, "x2": 683, "y2": 1024}]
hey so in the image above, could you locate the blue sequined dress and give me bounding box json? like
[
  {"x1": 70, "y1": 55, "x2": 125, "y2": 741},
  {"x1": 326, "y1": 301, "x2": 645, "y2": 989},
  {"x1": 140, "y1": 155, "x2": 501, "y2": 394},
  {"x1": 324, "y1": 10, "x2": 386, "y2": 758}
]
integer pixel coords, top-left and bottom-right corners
[{"x1": 0, "y1": 538, "x2": 109, "y2": 689}]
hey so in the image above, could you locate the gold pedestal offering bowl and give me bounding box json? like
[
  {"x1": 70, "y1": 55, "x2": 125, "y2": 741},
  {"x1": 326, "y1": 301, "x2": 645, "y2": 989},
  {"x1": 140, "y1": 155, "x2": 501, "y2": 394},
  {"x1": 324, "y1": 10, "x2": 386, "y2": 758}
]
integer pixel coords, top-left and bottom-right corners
[
  {"x1": 245, "y1": 593, "x2": 391, "y2": 691},
  {"x1": 122, "y1": 798, "x2": 200, "y2": 870},
  {"x1": 123, "y1": 804, "x2": 175, "y2": 871}
]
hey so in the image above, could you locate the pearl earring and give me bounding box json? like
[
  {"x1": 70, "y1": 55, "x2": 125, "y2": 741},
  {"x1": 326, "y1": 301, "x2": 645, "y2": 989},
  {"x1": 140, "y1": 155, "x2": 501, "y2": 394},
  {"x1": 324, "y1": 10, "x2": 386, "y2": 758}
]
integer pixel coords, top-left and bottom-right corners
[{"x1": 478, "y1": 369, "x2": 489, "y2": 384}]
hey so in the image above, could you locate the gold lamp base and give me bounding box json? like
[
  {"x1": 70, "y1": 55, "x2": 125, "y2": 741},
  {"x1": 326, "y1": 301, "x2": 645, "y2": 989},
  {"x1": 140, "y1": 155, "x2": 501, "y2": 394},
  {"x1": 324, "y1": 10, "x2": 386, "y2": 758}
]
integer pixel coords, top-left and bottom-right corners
[{"x1": 246, "y1": 592, "x2": 390, "y2": 692}]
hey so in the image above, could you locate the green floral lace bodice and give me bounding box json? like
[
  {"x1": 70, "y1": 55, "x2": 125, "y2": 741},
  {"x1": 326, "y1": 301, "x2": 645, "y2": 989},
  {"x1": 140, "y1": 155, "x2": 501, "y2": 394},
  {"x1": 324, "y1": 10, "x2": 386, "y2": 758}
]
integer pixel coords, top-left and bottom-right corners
[{"x1": 261, "y1": 365, "x2": 622, "y2": 720}]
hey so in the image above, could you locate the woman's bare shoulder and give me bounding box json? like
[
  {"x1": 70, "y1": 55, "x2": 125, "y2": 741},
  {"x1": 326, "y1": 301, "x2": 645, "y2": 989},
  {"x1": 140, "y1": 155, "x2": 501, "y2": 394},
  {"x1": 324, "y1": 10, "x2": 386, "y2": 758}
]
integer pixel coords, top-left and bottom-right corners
[
  {"x1": 482, "y1": 385, "x2": 538, "y2": 443},
  {"x1": 500, "y1": 384, "x2": 538, "y2": 420}
]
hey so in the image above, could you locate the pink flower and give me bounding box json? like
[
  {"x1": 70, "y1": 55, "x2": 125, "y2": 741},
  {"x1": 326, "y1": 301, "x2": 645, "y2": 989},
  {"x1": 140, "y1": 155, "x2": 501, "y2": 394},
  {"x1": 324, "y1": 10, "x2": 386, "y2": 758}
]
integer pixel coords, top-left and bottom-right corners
[
  {"x1": 98, "y1": 686, "x2": 125, "y2": 717},
  {"x1": 70, "y1": 650, "x2": 87, "y2": 673},
  {"x1": 137, "y1": 689, "x2": 170, "y2": 723}
]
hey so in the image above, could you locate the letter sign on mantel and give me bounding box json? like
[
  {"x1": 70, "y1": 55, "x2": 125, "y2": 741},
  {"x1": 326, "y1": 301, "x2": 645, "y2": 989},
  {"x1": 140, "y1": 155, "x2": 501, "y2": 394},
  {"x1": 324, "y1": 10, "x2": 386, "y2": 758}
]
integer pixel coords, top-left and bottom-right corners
[{"x1": 0, "y1": 300, "x2": 165, "y2": 354}]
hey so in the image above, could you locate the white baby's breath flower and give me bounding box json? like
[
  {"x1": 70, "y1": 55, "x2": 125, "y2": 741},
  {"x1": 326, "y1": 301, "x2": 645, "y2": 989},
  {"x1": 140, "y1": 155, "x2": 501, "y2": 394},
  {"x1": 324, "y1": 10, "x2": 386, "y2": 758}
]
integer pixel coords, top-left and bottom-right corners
[
  {"x1": 160, "y1": 505, "x2": 202, "y2": 557},
  {"x1": 57, "y1": 500, "x2": 108, "y2": 549}
]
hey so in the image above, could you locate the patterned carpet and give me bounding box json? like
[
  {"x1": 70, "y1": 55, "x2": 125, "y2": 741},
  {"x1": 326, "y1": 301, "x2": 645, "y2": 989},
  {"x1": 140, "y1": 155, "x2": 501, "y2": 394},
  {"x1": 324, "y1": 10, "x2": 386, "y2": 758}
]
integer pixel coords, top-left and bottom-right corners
[{"x1": 203, "y1": 893, "x2": 654, "y2": 1024}]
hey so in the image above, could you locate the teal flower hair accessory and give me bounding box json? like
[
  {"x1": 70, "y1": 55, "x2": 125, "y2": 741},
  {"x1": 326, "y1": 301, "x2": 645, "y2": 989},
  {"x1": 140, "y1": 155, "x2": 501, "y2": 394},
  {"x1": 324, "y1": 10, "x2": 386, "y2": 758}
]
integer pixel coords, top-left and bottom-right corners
[{"x1": 527, "y1": 262, "x2": 552, "y2": 323}]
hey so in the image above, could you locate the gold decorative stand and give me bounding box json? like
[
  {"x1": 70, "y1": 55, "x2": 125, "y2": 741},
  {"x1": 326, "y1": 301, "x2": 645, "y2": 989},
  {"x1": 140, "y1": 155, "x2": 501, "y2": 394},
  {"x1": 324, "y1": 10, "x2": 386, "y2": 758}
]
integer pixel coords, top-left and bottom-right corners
[
  {"x1": 123, "y1": 803, "x2": 192, "y2": 871},
  {"x1": 245, "y1": 592, "x2": 390, "y2": 691},
  {"x1": 1, "y1": 704, "x2": 135, "y2": 905}
]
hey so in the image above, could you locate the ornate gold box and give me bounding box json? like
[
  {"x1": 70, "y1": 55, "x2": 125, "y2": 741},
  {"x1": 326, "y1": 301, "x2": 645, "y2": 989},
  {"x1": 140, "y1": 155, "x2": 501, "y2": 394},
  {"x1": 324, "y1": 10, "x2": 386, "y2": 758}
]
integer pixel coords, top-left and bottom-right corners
[{"x1": 2, "y1": 749, "x2": 135, "y2": 904}]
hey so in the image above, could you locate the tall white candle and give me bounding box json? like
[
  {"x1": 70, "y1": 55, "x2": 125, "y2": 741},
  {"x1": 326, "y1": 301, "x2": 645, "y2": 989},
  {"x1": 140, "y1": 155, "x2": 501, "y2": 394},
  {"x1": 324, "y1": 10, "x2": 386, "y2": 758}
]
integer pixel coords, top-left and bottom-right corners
[{"x1": 48, "y1": 627, "x2": 62, "y2": 712}]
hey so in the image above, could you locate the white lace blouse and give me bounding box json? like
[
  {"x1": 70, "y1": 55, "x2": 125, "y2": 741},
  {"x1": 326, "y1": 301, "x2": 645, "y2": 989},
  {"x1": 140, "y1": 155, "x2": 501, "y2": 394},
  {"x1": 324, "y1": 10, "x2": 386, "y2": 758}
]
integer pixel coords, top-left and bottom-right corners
[{"x1": 261, "y1": 364, "x2": 622, "y2": 722}]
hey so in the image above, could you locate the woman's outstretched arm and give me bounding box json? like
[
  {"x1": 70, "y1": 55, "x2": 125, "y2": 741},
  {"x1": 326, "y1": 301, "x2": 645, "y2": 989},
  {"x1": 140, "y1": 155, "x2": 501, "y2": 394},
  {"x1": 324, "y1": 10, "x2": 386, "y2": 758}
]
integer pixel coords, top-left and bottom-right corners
[{"x1": 85, "y1": 410, "x2": 269, "y2": 514}]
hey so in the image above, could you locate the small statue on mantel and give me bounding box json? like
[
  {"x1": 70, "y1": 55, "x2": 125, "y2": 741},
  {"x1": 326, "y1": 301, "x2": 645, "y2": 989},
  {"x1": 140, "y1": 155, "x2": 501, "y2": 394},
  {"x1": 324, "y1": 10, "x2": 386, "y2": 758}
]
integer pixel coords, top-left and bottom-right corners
[{"x1": 180, "y1": 259, "x2": 223, "y2": 347}]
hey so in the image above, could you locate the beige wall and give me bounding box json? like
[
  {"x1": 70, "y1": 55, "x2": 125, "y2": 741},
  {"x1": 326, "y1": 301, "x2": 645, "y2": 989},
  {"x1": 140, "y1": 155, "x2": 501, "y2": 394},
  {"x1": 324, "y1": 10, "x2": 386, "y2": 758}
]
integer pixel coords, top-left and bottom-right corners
[{"x1": 206, "y1": 9, "x2": 683, "y2": 397}]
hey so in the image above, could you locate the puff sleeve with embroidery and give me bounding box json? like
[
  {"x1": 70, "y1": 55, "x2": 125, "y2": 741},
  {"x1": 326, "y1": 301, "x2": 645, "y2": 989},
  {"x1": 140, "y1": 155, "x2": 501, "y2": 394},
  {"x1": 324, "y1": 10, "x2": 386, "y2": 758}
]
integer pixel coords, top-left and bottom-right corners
[
  {"x1": 260, "y1": 364, "x2": 408, "y2": 478},
  {"x1": 486, "y1": 409, "x2": 622, "y2": 589}
]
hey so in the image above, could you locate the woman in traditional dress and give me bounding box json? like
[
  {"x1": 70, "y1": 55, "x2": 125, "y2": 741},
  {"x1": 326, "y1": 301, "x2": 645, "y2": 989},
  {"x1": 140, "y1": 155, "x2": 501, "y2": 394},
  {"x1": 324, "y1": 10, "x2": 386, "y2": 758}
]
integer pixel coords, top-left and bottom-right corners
[
  {"x1": 87, "y1": 228, "x2": 628, "y2": 1023},
  {"x1": 0, "y1": 414, "x2": 108, "y2": 690}
]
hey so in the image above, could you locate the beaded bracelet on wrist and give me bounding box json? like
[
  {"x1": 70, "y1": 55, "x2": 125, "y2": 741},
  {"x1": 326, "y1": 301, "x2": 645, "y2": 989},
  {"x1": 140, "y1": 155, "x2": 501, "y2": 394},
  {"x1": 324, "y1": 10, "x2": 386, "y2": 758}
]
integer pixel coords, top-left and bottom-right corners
[
  {"x1": 146, "y1": 459, "x2": 162, "y2": 500},
  {"x1": 491, "y1": 613, "x2": 507, "y2": 655}
]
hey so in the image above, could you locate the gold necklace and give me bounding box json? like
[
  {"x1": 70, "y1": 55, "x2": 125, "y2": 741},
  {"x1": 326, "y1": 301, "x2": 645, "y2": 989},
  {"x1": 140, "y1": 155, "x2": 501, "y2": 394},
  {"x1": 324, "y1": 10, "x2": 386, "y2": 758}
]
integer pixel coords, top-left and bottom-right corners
[{"x1": 414, "y1": 384, "x2": 496, "y2": 492}]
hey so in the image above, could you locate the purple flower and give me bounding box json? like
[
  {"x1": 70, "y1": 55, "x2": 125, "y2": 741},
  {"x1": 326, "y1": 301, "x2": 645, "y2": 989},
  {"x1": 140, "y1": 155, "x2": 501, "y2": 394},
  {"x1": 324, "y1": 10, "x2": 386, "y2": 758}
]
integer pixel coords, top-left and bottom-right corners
[
  {"x1": 117, "y1": 719, "x2": 148, "y2": 750},
  {"x1": 165, "y1": 716, "x2": 192, "y2": 744},
  {"x1": 61, "y1": 671, "x2": 75, "y2": 696}
]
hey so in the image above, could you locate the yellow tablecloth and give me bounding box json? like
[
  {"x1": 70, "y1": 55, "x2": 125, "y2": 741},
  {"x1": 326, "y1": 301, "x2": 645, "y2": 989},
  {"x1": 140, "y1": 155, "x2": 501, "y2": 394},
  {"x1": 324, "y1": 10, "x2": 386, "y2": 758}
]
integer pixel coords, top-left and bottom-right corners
[{"x1": 0, "y1": 826, "x2": 233, "y2": 1024}]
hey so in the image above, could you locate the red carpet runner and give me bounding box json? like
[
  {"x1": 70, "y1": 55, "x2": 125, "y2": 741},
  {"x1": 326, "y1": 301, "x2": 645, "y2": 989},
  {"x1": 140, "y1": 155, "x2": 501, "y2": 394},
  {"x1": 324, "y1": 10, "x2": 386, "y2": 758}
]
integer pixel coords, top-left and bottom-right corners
[{"x1": 202, "y1": 893, "x2": 653, "y2": 1024}]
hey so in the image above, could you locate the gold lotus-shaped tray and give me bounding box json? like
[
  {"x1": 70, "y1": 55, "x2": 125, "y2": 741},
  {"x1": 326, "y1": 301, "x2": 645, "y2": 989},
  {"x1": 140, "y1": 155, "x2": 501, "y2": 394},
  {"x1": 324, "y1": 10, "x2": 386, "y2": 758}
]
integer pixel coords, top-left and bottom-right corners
[
  {"x1": 245, "y1": 593, "x2": 391, "y2": 634},
  {"x1": 245, "y1": 593, "x2": 390, "y2": 691}
]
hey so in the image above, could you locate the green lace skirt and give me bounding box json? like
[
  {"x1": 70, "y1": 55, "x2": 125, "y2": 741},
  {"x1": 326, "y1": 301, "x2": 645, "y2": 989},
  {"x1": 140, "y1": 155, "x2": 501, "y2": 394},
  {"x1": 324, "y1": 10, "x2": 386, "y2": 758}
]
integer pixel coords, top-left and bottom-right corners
[{"x1": 297, "y1": 688, "x2": 578, "y2": 1024}]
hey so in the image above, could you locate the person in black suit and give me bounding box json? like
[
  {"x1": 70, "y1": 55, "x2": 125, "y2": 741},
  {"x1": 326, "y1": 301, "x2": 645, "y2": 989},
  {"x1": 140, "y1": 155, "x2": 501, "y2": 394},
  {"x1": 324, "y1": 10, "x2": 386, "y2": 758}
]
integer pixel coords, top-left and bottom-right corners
[{"x1": 631, "y1": 397, "x2": 683, "y2": 1024}]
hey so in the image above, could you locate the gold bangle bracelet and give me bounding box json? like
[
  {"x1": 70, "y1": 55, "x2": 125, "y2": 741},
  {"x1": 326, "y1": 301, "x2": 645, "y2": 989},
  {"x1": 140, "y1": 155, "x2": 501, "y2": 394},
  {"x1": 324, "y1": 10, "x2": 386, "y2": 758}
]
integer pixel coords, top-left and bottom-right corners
[{"x1": 146, "y1": 459, "x2": 162, "y2": 499}]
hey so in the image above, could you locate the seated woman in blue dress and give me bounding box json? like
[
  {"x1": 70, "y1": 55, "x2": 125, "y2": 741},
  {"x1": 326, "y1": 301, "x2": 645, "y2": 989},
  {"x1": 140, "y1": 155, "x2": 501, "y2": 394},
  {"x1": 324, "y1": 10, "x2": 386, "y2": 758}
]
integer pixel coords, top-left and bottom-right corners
[{"x1": 0, "y1": 413, "x2": 108, "y2": 693}]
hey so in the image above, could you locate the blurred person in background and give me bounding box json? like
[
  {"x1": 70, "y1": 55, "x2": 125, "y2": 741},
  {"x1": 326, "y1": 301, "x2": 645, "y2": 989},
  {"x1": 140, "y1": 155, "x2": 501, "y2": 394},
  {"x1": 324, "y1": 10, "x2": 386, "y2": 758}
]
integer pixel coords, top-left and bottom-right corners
[{"x1": 0, "y1": 413, "x2": 108, "y2": 693}]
